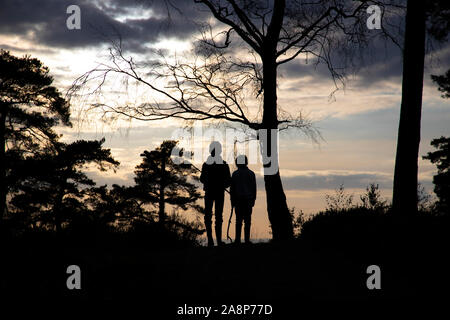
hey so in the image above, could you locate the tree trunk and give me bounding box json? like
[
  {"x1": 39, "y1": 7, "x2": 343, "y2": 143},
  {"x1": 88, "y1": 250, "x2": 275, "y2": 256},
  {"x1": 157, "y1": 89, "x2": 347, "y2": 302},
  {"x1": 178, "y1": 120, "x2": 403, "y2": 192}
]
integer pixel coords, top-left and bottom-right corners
[
  {"x1": 54, "y1": 170, "x2": 68, "y2": 233},
  {"x1": 264, "y1": 170, "x2": 293, "y2": 240},
  {"x1": 261, "y1": 52, "x2": 293, "y2": 240},
  {"x1": 159, "y1": 157, "x2": 166, "y2": 224},
  {"x1": 54, "y1": 191, "x2": 64, "y2": 233},
  {"x1": 0, "y1": 107, "x2": 7, "y2": 223},
  {"x1": 392, "y1": 0, "x2": 426, "y2": 215}
]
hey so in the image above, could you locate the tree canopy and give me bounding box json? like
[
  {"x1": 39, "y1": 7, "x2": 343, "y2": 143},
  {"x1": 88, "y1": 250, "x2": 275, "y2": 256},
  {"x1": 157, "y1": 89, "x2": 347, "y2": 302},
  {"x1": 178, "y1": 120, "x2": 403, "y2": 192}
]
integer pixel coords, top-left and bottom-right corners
[
  {"x1": 0, "y1": 49, "x2": 71, "y2": 149},
  {"x1": 0, "y1": 49, "x2": 72, "y2": 220},
  {"x1": 10, "y1": 139, "x2": 120, "y2": 231},
  {"x1": 134, "y1": 140, "x2": 202, "y2": 224},
  {"x1": 423, "y1": 137, "x2": 450, "y2": 214},
  {"x1": 431, "y1": 69, "x2": 450, "y2": 99}
]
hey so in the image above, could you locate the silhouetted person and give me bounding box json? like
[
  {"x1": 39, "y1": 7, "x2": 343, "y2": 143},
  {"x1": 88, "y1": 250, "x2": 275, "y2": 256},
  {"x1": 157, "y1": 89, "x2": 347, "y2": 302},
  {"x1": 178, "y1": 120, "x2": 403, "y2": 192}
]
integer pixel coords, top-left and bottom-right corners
[
  {"x1": 200, "y1": 141, "x2": 231, "y2": 246},
  {"x1": 230, "y1": 155, "x2": 256, "y2": 244}
]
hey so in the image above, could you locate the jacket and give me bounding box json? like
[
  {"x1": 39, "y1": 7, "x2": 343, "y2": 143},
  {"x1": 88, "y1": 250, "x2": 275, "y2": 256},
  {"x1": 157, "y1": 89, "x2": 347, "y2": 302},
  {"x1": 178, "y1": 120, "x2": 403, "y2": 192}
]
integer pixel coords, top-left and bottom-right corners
[
  {"x1": 230, "y1": 166, "x2": 257, "y2": 207},
  {"x1": 200, "y1": 156, "x2": 231, "y2": 194}
]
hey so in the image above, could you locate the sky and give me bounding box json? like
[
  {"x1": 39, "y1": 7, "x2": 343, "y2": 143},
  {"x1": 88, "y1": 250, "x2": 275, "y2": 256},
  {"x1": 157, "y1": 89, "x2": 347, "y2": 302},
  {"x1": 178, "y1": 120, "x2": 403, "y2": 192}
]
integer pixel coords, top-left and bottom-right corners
[{"x1": 1, "y1": 0, "x2": 449, "y2": 239}]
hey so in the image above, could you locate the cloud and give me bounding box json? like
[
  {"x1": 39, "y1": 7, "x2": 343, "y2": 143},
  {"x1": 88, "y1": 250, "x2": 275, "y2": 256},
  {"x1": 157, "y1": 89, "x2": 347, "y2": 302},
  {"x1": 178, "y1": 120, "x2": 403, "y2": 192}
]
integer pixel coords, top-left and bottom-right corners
[
  {"x1": 0, "y1": 0, "x2": 206, "y2": 52},
  {"x1": 0, "y1": 42, "x2": 58, "y2": 55},
  {"x1": 85, "y1": 169, "x2": 135, "y2": 187},
  {"x1": 254, "y1": 168, "x2": 434, "y2": 193},
  {"x1": 278, "y1": 30, "x2": 450, "y2": 101},
  {"x1": 274, "y1": 170, "x2": 392, "y2": 191}
]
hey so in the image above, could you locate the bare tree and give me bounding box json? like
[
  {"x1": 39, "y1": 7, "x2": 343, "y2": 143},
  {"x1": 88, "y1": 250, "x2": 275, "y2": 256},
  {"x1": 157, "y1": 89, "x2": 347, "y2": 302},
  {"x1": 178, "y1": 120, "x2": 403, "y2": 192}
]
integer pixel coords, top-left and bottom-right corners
[{"x1": 70, "y1": 0, "x2": 381, "y2": 240}]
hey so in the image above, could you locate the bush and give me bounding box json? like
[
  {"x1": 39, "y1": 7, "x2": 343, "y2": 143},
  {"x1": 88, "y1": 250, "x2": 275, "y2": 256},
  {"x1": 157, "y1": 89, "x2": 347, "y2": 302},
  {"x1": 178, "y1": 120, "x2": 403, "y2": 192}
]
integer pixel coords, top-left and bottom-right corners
[
  {"x1": 325, "y1": 184, "x2": 354, "y2": 212},
  {"x1": 360, "y1": 183, "x2": 387, "y2": 211},
  {"x1": 290, "y1": 207, "x2": 307, "y2": 237}
]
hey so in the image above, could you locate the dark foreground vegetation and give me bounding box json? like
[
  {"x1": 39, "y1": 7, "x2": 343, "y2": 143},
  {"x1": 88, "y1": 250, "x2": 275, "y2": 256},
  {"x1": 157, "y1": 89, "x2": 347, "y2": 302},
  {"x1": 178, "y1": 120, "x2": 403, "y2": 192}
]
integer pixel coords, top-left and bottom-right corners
[{"x1": 1, "y1": 208, "x2": 449, "y2": 311}]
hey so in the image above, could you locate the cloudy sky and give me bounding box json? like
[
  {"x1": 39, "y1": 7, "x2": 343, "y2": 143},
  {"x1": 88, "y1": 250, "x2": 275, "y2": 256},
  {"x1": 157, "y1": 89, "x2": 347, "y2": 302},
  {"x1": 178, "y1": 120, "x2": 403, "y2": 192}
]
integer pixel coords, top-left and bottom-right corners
[{"x1": 1, "y1": 0, "x2": 449, "y2": 238}]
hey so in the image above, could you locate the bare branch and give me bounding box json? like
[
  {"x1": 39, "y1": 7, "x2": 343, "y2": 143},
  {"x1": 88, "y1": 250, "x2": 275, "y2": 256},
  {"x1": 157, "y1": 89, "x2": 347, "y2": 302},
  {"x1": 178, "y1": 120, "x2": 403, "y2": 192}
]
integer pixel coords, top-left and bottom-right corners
[{"x1": 194, "y1": 0, "x2": 262, "y2": 53}]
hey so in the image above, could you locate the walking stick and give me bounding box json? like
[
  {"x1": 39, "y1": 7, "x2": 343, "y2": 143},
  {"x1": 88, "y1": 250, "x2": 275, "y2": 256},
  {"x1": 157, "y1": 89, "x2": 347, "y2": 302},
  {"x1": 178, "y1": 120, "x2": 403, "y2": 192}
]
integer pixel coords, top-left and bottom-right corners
[
  {"x1": 226, "y1": 139, "x2": 238, "y2": 243},
  {"x1": 226, "y1": 205, "x2": 234, "y2": 243}
]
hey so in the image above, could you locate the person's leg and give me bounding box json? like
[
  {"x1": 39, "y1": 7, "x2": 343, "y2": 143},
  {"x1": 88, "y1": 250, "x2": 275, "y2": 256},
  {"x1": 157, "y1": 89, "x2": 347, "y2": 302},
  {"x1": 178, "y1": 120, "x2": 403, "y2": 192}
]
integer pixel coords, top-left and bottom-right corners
[
  {"x1": 204, "y1": 193, "x2": 214, "y2": 246},
  {"x1": 214, "y1": 192, "x2": 225, "y2": 246},
  {"x1": 244, "y1": 205, "x2": 253, "y2": 243},
  {"x1": 235, "y1": 206, "x2": 243, "y2": 244}
]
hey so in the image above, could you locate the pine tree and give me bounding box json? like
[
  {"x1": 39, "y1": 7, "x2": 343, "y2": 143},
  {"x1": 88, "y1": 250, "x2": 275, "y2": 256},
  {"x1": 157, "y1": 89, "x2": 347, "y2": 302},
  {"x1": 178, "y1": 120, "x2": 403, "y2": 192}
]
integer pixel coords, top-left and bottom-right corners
[
  {"x1": 10, "y1": 139, "x2": 119, "y2": 231},
  {"x1": 0, "y1": 50, "x2": 71, "y2": 221},
  {"x1": 134, "y1": 140, "x2": 201, "y2": 225},
  {"x1": 423, "y1": 137, "x2": 450, "y2": 214}
]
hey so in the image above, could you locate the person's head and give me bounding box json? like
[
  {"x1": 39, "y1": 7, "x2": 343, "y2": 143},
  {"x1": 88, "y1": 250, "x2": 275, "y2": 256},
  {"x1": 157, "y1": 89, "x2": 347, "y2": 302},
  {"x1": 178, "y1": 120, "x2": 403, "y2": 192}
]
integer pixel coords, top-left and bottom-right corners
[
  {"x1": 235, "y1": 155, "x2": 248, "y2": 168},
  {"x1": 209, "y1": 141, "x2": 222, "y2": 157}
]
